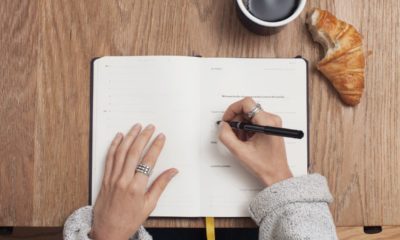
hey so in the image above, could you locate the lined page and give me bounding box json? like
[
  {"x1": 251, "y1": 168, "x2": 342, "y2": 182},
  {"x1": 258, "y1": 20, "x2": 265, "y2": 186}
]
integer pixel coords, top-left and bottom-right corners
[
  {"x1": 199, "y1": 58, "x2": 308, "y2": 216},
  {"x1": 92, "y1": 56, "x2": 201, "y2": 216}
]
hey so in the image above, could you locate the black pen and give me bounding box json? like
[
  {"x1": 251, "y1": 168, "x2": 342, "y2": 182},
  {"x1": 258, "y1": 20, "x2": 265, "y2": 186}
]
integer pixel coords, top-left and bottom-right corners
[{"x1": 216, "y1": 121, "x2": 304, "y2": 139}]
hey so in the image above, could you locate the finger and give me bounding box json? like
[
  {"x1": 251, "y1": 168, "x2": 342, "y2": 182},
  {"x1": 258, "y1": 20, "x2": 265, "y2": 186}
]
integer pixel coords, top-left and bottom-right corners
[
  {"x1": 111, "y1": 124, "x2": 142, "y2": 183},
  {"x1": 231, "y1": 115, "x2": 245, "y2": 140},
  {"x1": 121, "y1": 124, "x2": 155, "y2": 181},
  {"x1": 222, "y1": 97, "x2": 282, "y2": 127},
  {"x1": 222, "y1": 97, "x2": 256, "y2": 121},
  {"x1": 251, "y1": 111, "x2": 283, "y2": 127},
  {"x1": 102, "y1": 133, "x2": 123, "y2": 186},
  {"x1": 246, "y1": 131, "x2": 255, "y2": 139},
  {"x1": 145, "y1": 168, "x2": 178, "y2": 214},
  {"x1": 237, "y1": 129, "x2": 247, "y2": 141},
  {"x1": 134, "y1": 133, "x2": 166, "y2": 186},
  {"x1": 218, "y1": 121, "x2": 246, "y2": 157}
]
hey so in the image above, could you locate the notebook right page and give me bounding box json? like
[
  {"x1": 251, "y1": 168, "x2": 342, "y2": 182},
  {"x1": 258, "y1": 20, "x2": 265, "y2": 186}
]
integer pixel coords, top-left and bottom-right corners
[{"x1": 198, "y1": 58, "x2": 308, "y2": 217}]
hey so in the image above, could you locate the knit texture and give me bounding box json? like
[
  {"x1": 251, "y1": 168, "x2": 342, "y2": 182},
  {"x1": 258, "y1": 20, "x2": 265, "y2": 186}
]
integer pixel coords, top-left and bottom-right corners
[
  {"x1": 63, "y1": 174, "x2": 337, "y2": 240},
  {"x1": 63, "y1": 206, "x2": 152, "y2": 240},
  {"x1": 249, "y1": 174, "x2": 337, "y2": 239}
]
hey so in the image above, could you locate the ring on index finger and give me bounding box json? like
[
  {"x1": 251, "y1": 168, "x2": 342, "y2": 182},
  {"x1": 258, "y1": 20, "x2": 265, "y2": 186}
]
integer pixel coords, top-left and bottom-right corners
[
  {"x1": 135, "y1": 163, "x2": 152, "y2": 177},
  {"x1": 246, "y1": 103, "x2": 263, "y2": 120}
]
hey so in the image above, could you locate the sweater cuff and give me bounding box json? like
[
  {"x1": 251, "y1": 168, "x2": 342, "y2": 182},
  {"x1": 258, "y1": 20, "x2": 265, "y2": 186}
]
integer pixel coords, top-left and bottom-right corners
[
  {"x1": 64, "y1": 206, "x2": 152, "y2": 240},
  {"x1": 248, "y1": 174, "x2": 333, "y2": 225},
  {"x1": 132, "y1": 226, "x2": 153, "y2": 240},
  {"x1": 63, "y1": 206, "x2": 93, "y2": 240}
]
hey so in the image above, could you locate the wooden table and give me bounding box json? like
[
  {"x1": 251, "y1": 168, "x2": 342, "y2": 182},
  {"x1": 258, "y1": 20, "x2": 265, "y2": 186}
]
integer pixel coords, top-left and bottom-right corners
[{"x1": 1, "y1": 0, "x2": 399, "y2": 233}]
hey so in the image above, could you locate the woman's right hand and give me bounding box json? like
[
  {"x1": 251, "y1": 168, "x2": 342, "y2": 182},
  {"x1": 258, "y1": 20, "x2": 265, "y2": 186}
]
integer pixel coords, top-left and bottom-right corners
[{"x1": 218, "y1": 97, "x2": 293, "y2": 187}]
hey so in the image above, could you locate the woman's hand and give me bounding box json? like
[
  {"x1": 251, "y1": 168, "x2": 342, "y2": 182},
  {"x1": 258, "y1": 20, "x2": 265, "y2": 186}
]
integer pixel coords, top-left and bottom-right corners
[
  {"x1": 218, "y1": 97, "x2": 293, "y2": 187},
  {"x1": 90, "y1": 124, "x2": 178, "y2": 240}
]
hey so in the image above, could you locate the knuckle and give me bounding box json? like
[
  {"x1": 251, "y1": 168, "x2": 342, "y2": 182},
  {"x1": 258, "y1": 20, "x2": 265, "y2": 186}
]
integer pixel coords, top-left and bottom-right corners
[
  {"x1": 243, "y1": 97, "x2": 254, "y2": 107},
  {"x1": 101, "y1": 181, "x2": 109, "y2": 190},
  {"x1": 244, "y1": 97, "x2": 256, "y2": 111},
  {"x1": 129, "y1": 183, "x2": 140, "y2": 194},
  {"x1": 226, "y1": 102, "x2": 235, "y2": 112},
  {"x1": 149, "y1": 144, "x2": 162, "y2": 155},
  {"x1": 143, "y1": 153, "x2": 156, "y2": 164},
  {"x1": 129, "y1": 181, "x2": 146, "y2": 195},
  {"x1": 110, "y1": 176, "x2": 118, "y2": 185},
  {"x1": 115, "y1": 148, "x2": 125, "y2": 158},
  {"x1": 128, "y1": 148, "x2": 141, "y2": 159},
  {"x1": 154, "y1": 184, "x2": 164, "y2": 194},
  {"x1": 116, "y1": 179, "x2": 129, "y2": 190},
  {"x1": 271, "y1": 115, "x2": 283, "y2": 126},
  {"x1": 243, "y1": 96, "x2": 254, "y2": 103},
  {"x1": 157, "y1": 178, "x2": 169, "y2": 191}
]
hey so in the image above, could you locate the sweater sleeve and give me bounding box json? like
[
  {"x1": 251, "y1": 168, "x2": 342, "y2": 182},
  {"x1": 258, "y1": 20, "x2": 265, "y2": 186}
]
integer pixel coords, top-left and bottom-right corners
[
  {"x1": 249, "y1": 174, "x2": 338, "y2": 240},
  {"x1": 63, "y1": 206, "x2": 152, "y2": 240}
]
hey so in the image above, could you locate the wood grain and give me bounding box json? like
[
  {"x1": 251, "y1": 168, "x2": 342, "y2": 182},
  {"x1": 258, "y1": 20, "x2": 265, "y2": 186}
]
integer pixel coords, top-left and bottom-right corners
[
  {"x1": 0, "y1": 0, "x2": 40, "y2": 226},
  {"x1": 0, "y1": 0, "x2": 399, "y2": 228}
]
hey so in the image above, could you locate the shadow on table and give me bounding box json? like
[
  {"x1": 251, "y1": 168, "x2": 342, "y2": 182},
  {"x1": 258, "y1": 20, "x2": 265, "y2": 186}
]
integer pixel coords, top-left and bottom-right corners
[
  {"x1": 0, "y1": 227, "x2": 258, "y2": 240},
  {"x1": 148, "y1": 228, "x2": 258, "y2": 240}
]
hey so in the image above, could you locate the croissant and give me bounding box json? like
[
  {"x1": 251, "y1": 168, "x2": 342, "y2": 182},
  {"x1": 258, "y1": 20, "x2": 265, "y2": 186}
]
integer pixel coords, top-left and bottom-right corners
[{"x1": 307, "y1": 8, "x2": 365, "y2": 106}]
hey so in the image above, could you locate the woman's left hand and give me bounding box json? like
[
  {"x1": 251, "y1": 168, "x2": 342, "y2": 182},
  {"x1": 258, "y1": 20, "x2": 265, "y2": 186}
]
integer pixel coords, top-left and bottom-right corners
[{"x1": 90, "y1": 123, "x2": 178, "y2": 240}]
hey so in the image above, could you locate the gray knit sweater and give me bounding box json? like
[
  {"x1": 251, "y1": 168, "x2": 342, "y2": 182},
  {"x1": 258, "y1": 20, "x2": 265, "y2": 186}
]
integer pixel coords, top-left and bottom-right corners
[{"x1": 64, "y1": 174, "x2": 337, "y2": 240}]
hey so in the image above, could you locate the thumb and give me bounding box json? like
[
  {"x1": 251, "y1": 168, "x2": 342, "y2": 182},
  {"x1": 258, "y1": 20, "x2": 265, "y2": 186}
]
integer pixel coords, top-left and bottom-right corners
[
  {"x1": 218, "y1": 121, "x2": 245, "y2": 156},
  {"x1": 145, "y1": 168, "x2": 178, "y2": 213}
]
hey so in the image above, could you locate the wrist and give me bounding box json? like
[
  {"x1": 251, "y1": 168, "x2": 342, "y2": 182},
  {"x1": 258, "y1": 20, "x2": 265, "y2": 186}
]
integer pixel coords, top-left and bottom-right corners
[{"x1": 261, "y1": 168, "x2": 293, "y2": 186}]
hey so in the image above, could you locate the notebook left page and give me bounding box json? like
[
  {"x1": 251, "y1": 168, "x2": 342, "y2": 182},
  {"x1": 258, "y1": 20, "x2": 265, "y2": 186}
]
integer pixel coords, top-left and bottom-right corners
[{"x1": 92, "y1": 56, "x2": 201, "y2": 216}]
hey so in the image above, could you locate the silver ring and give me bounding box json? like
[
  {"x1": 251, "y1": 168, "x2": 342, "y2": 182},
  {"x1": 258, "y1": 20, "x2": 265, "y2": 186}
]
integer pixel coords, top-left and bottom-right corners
[
  {"x1": 135, "y1": 163, "x2": 152, "y2": 176},
  {"x1": 246, "y1": 103, "x2": 263, "y2": 119}
]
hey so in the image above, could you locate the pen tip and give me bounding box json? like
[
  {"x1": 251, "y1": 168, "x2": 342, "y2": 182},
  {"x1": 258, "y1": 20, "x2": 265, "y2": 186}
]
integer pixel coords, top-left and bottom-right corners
[{"x1": 216, "y1": 121, "x2": 221, "y2": 125}]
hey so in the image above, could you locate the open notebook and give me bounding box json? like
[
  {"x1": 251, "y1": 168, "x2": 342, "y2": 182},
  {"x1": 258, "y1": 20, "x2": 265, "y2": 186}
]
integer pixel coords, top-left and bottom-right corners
[{"x1": 91, "y1": 56, "x2": 308, "y2": 217}]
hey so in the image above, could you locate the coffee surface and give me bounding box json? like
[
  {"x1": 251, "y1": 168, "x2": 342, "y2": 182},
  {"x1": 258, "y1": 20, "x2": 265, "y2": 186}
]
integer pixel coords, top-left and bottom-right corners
[{"x1": 248, "y1": 0, "x2": 299, "y2": 22}]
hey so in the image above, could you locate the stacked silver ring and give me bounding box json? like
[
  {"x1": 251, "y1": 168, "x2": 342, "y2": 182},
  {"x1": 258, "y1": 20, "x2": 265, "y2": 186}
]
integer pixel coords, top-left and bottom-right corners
[
  {"x1": 247, "y1": 103, "x2": 263, "y2": 119},
  {"x1": 135, "y1": 163, "x2": 152, "y2": 176}
]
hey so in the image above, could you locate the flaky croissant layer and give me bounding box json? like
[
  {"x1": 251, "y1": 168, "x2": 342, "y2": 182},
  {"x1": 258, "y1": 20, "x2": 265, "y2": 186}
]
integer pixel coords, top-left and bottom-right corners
[{"x1": 307, "y1": 8, "x2": 365, "y2": 106}]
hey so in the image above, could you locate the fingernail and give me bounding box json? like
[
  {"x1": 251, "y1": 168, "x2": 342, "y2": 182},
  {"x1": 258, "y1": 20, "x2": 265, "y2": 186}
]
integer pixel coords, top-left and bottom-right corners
[
  {"x1": 170, "y1": 169, "x2": 179, "y2": 178},
  {"x1": 145, "y1": 124, "x2": 155, "y2": 130},
  {"x1": 158, "y1": 133, "x2": 165, "y2": 140},
  {"x1": 132, "y1": 123, "x2": 141, "y2": 130},
  {"x1": 114, "y1": 132, "x2": 122, "y2": 140}
]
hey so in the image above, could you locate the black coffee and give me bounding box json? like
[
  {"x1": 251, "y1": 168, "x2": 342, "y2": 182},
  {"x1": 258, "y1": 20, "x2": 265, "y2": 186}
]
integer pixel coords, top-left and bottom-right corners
[{"x1": 246, "y1": 0, "x2": 300, "y2": 22}]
